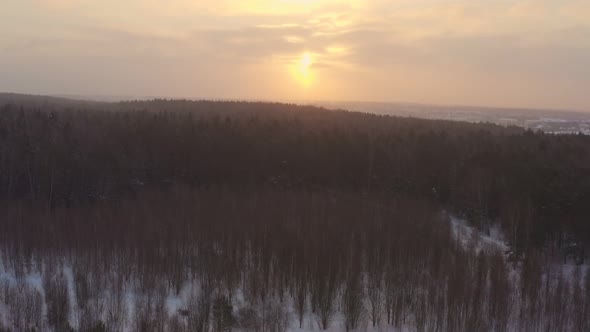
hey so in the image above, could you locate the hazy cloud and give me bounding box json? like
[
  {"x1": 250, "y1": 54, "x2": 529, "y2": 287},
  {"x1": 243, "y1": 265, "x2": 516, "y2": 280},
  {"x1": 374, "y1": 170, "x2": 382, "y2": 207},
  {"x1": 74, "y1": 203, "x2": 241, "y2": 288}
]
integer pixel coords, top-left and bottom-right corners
[{"x1": 1, "y1": 0, "x2": 589, "y2": 110}]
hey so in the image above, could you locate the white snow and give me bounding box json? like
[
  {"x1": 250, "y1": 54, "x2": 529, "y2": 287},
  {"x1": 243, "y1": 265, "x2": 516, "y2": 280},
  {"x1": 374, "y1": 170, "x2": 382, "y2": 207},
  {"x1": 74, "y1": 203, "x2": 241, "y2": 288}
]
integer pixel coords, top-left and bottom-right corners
[{"x1": 449, "y1": 216, "x2": 508, "y2": 253}]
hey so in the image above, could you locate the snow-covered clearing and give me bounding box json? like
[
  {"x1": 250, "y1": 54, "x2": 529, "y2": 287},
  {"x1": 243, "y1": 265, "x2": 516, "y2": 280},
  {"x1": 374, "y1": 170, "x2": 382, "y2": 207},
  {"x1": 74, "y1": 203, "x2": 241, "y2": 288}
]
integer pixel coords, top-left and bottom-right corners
[{"x1": 449, "y1": 215, "x2": 508, "y2": 253}]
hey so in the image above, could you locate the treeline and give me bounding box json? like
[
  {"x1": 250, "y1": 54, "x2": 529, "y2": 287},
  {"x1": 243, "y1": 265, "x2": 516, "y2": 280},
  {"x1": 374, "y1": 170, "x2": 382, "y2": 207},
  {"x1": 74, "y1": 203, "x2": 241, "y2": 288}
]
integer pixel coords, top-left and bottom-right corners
[
  {"x1": 1, "y1": 95, "x2": 590, "y2": 248},
  {"x1": 1, "y1": 189, "x2": 588, "y2": 331}
]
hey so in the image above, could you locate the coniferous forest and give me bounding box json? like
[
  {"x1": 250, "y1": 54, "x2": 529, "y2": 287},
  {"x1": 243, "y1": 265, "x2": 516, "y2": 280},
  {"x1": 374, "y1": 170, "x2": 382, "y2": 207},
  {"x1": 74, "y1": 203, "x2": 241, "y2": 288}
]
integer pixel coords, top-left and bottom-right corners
[{"x1": 1, "y1": 93, "x2": 590, "y2": 331}]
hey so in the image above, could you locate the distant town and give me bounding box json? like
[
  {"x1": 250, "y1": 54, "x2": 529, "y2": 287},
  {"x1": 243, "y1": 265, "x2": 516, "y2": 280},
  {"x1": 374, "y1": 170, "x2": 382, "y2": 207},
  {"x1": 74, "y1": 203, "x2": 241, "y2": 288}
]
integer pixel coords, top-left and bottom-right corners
[{"x1": 315, "y1": 101, "x2": 590, "y2": 135}]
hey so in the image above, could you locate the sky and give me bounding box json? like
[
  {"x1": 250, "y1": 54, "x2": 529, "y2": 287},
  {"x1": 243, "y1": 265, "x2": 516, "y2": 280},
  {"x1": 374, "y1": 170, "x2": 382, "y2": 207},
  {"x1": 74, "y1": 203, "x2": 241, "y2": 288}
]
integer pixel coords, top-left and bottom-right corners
[{"x1": 1, "y1": 0, "x2": 589, "y2": 111}]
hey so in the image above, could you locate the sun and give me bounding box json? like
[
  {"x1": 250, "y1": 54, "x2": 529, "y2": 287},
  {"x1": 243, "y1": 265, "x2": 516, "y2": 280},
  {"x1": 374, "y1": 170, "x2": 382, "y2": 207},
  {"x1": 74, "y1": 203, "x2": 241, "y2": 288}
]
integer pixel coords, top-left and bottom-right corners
[
  {"x1": 293, "y1": 52, "x2": 314, "y2": 87},
  {"x1": 300, "y1": 52, "x2": 312, "y2": 68}
]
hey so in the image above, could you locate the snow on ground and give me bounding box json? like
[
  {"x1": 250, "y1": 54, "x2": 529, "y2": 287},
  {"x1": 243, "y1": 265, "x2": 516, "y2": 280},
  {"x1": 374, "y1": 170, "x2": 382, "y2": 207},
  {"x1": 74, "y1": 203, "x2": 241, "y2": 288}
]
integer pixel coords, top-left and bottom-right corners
[
  {"x1": 287, "y1": 314, "x2": 416, "y2": 332},
  {"x1": 449, "y1": 215, "x2": 508, "y2": 254},
  {"x1": 449, "y1": 214, "x2": 589, "y2": 277},
  {"x1": 0, "y1": 215, "x2": 587, "y2": 331},
  {"x1": 0, "y1": 216, "x2": 513, "y2": 331}
]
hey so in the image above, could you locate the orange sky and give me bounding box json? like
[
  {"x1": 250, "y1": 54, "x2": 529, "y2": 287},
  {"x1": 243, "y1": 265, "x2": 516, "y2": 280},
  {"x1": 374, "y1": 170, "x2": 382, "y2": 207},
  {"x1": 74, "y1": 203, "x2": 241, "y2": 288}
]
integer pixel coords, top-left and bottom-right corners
[{"x1": 1, "y1": 0, "x2": 589, "y2": 110}]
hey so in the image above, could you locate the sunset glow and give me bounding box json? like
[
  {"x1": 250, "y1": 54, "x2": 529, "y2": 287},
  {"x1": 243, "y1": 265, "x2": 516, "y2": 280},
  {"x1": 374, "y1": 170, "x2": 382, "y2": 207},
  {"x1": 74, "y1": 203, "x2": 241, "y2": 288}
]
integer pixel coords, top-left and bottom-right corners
[
  {"x1": 1, "y1": 0, "x2": 589, "y2": 110},
  {"x1": 294, "y1": 52, "x2": 314, "y2": 87}
]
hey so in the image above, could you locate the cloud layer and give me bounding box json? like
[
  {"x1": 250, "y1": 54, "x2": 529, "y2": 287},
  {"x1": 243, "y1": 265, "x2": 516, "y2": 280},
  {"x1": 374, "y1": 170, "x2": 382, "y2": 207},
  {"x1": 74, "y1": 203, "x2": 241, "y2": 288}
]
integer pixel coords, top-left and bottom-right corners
[{"x1": 1, "y1": 0, "x2": 589, "y2": 110}]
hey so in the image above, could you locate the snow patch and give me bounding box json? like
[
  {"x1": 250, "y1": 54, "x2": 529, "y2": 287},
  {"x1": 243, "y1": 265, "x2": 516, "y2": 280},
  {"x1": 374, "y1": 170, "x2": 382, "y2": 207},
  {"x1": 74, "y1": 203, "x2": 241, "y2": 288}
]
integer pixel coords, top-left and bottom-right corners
[{"x1": 449, "y1": 216, "x2": 508, "y2": 253}]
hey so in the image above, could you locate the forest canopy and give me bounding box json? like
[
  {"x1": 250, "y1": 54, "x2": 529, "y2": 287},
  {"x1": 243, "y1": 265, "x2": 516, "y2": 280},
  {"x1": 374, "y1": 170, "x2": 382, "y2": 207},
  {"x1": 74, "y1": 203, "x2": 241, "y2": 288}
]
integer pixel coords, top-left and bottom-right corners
[
  {"x1": 1, "y1": 94, "x2": 590, "y2": 331},
  {"x1": 1, "y1": 93, "x2": 590, "y2": 247}
]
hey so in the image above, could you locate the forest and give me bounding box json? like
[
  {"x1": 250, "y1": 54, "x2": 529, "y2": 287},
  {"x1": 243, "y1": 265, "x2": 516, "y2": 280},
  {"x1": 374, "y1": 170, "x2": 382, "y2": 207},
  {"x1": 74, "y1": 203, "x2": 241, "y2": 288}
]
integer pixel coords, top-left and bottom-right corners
[{"x1": 0, "y1": 93, "x2": 589, "y2": 331}]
